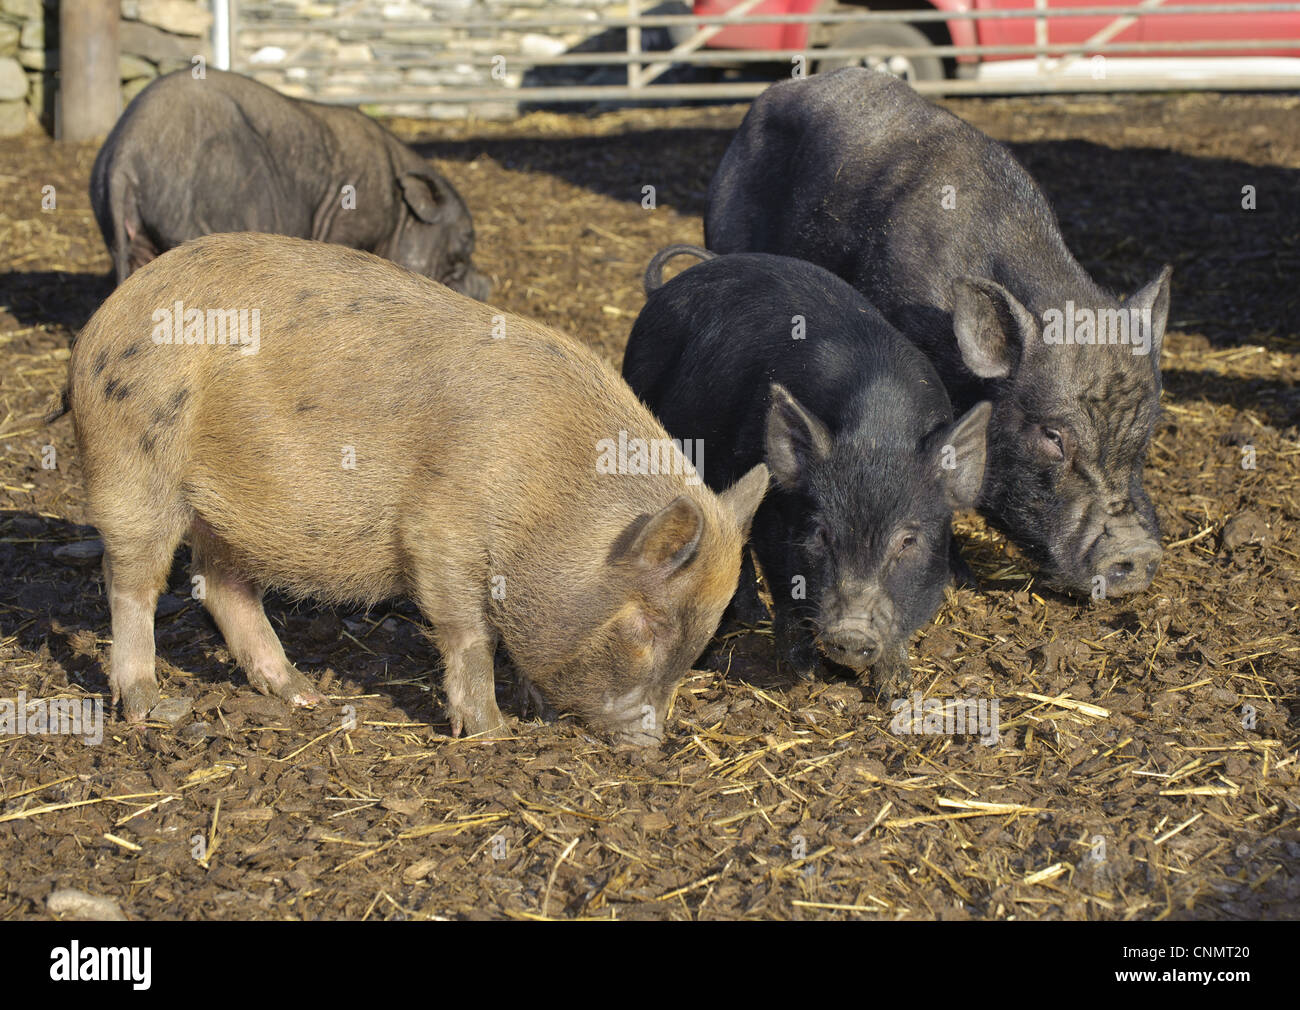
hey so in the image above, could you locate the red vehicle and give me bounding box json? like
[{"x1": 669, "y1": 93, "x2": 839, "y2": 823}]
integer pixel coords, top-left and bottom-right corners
[{"x1": 692, "y1": 0, "x2": 1300, "y2": 82}]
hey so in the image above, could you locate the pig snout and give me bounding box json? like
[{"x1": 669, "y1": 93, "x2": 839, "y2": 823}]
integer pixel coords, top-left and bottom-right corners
[
  {"x1": 1057, "y1": 493, "x2": 1163, "y2": 598},
  {"x1": 598, "y1": 685, "x2": 669, "y2": 747},
  {"x1": 817, "y1": 589, "x2": 896, "y2": 674},
  {"x1": 616, "y1": 721, "x2": 666, "y2": 747},
  {"x1": 820, "y1": 619, "x2": 886, "y2": 669},
  {"x1": 1086, "y1": 532, "x2": 1162, "y2": 597}
]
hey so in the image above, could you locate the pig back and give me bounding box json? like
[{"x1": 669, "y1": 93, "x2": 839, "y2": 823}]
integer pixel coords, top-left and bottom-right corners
[{"x1": 708, "y1": 70, "x2": 1084, "y2": 344}]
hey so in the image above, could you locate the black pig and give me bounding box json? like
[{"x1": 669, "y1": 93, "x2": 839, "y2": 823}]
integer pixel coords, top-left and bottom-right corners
[
  {"x1": 625, "y1": 248, "x2": 990, "y2": 695},
  {"x1": 91, "y1": 69, "x2": 489, "y2": 299},
  {"x1": 706, "y1": 68, "x2": 1170, "y2": 599}
]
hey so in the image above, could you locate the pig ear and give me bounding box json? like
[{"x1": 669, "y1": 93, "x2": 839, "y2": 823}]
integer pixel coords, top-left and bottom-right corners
[
  {"x1": 932, "y1": 401, "x2": 992, "y2": 510},
  {"x1": 614, "y1": 495, "x2": 705, "y2": 576},
  {"x1": 398, "y1": 172, "x2": 450, "y2": 224},
  {"x1": 719, "y1": 463, "x2": 769, "y2": 541},
  {"x1": 766, "y1": 384, "x2": 832, "y2": 490},
  {"x1": 952, "y1": 277, "x2": 1038, "y2": 380},
  {"x1": 1127, "y1": 264, "x2": 1172, "y2": 363}
]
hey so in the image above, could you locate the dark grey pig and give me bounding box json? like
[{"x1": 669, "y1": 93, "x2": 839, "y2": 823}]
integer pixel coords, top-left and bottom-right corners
[
  {"x1": 706, "y1": 68, "x2": 1170, "y2": 599},
  {"x1": 90, "y1": 69, "x2": 490, "y2": 299},
  {"x1": 625, "y1": 248, "x2": 990, "y2": 696}
]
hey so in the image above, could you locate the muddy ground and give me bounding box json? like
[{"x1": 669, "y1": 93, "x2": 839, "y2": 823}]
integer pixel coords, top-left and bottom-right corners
[{"x1": 0, "y1": 91, "x2": 1297, "y2": 920}]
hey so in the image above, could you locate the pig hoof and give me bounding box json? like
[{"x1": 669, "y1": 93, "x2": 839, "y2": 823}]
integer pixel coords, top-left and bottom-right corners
[
  {"x1": 864, "y1": 655, "x2": 912, "y2": 703},
  {"x1": 450, "y1": 707, "x2": 508, "y2": 739},
  {"x1": 118, "y1": 680, "x2": 161, "y2": 722},
  {"x1": 250, "y1": 666, "x2": 324, "y2": 708},
  {"x1": 286, "y1": 686, "x2": 325, "y2": 708},
  {"x1": 465, "y1": 717, "x2": 510, "y2": 740},
  {"x1": 777, "y1": 657, "x2": 818, "y2": 683},
  {"x1": 512, "y1": 677, "x2": 557, "y2": 721},
  {"x1": 865, "y1": 678, "x2": 907, "y2": 706}
]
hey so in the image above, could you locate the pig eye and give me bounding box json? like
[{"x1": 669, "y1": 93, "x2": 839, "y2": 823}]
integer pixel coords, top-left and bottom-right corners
[
  {"x1": 1040, "y1": 427, "x2": 1066, "y2": 462},
  {"x1": 899, "y1": 533, "x2": 917, "y2": 551}
]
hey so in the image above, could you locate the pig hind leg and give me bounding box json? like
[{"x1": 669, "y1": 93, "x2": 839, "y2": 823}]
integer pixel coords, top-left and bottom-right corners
[
  {"x1": 189, "y1": 519, "x2": 324, "y2": 708},
  {"x1": 124, "y1": 220, "x2": 159, "y2": 281},
  {"x1": 115, "y1": 183, "x2": 157, "y2": 283},
  {"x1": 99, "y1": 513, "x2": 188, "y2": 721}
]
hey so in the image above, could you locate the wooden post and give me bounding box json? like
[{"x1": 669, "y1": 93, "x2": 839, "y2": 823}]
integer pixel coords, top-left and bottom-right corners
[{"x1": 59, "y1": 0, "x2": 121, "y2": 141}]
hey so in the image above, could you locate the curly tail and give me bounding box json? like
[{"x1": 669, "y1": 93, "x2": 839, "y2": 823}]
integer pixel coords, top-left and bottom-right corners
[{"x1": 643, "y1": 244, "x2": 716, "y2": 296}]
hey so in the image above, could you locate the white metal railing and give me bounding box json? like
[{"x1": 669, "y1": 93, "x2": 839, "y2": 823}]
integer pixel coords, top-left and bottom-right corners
[
  {"x1": 212, "y1": 0, "x2": 233, "y2": 71},
  {"x1": 224, "y1": 3, "x2": 1300, "y2": 102}
]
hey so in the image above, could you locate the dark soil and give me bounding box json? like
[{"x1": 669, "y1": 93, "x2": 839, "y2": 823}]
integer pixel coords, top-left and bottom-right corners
[{"x1": 0, "y1": 91, "x2": 1297, "y2": 920}]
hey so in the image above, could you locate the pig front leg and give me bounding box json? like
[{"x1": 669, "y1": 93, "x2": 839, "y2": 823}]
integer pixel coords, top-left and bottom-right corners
[
  {"x1": 727, "y1": 549, "x2": 770, "y2": 626},
  {"x1": 773, "y1": 608, "x2": 820, "y2": 682},
  {"x1": 190, "y1": 522, "x2": 324, "y2": 709},
  {"x1": 750, "y1": 510, "x2": 821, "y2": 681},
  {"x1": 865, "y1": 642, "x2": 912, "y2": 703},
  {"x1": 200, "y1": 567, "x2": 325, "y2": 708},
  {"x1": 432, "y1": 622, "x2": 505, "y2": 738},
  {"x1": 948, "y1": 536, "x2": 977, "y2": 590},
  {"x1": 407, "y1": 541, "x2": 507, "y2": 737},
  {"x1": 756, "y1": 553, "x2": 821, "y2": 681}
]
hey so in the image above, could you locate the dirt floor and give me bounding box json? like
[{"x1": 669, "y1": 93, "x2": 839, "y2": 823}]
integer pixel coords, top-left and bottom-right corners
[{"x1": 0, "y1": 91, "x2": 1297, "y2": 920}]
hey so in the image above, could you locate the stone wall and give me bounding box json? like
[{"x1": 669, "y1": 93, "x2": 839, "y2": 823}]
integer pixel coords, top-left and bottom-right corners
[
  {"x1": 238, "y1": 0, "x2": 666, "y2": 122},
  {"x1": 0, "y1": 0, "x2": 213, "y2": 135},
  {"x1": 0, "y1": 0, "x2": 678, "y2": 135}
]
